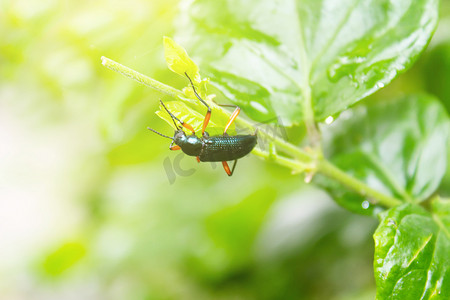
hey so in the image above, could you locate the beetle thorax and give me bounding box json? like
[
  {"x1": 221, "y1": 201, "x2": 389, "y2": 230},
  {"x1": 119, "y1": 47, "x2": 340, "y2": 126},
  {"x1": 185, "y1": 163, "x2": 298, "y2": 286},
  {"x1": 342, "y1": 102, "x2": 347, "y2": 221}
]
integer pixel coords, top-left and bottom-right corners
[{"x1": 174, "y1": 130, "x2": 202, "y2": 156}]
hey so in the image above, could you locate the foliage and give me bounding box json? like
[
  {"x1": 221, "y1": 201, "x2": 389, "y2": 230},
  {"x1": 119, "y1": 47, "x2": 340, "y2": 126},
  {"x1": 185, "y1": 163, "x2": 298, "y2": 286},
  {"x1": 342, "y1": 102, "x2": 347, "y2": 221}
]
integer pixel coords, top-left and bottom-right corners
[
  {"x1": 2, "y1": 0, "x2": 450, "y2": 299},
  {"x1": 104, "y1": 0, "x2": 448, "y2": 298},
  {"x1": 374, "y1": 198, "x2": 450, "y2": 299},
  {"x1": 320, "y1": 94, "x2": 448, "y2": 215},
  {"x1": 175, "y1": 0, "x2": 439, "y2": 125}
]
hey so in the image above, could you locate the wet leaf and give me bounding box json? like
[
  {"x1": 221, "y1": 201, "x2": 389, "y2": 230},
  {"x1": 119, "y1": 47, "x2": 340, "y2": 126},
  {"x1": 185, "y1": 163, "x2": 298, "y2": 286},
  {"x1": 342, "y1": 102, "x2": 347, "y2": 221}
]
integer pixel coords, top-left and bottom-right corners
[
  {"x1": 176, "y1": 0, "x2": 438, "y2": 125},
  {"x1": 373, "y1": 198, "x2": 450, "y2": 299},
  {"x1": 319, "y1": 94, "x2": 449, "y2": 214}
]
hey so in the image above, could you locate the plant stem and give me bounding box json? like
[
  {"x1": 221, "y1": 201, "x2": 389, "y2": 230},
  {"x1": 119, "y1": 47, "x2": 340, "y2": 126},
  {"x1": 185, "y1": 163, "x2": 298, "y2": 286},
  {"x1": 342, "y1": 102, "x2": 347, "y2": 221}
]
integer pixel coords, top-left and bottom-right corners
[
  {"x1": 232, "y1": 117, "x2": 313, "y2": 163},
  {"x1": 317, "y1": 159, "x2": 402, "y2": 208},
  {"x1": 301, "y1": 84, "x2": 322, "y2": 148},
  {"x1": 251, "y1": 147, "x2": 307, "y2": 172},
  {"x1": 101, "y1": 56, "x2": 184, "y2": 99}
]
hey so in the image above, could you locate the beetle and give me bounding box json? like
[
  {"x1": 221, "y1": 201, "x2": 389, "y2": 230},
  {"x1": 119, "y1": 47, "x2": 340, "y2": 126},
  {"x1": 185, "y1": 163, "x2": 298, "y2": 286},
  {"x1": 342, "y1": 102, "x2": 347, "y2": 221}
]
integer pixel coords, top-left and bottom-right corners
[{"x1": 148, "y1": 73, "x2": 257, "y2": 176}]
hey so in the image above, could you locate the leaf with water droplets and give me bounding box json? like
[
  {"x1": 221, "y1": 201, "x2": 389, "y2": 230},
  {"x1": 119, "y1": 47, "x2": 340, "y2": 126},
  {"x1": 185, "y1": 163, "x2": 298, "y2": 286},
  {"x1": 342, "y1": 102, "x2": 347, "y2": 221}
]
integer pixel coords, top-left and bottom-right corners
[
  {"x1": 374, "y1": 198, "x2": 450, "y2": 299},
  {"x1": 317, "y1": 94, "x2": 449, "y2": 215},
  {"x1": 175, "y1": 0, "x2": 438, "y2": 125}
]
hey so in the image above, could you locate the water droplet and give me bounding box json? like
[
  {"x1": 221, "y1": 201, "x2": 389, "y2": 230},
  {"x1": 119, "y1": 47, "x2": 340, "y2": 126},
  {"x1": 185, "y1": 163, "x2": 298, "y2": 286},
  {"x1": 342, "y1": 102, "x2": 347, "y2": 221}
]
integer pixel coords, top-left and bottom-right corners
[
  {"x1": 325, "y1": 116, "x2": 334, "y2": 125},
  {"x1": 376, "y1": 82, "x2": 384, "y2": 88},
  {"x1": 361, "y1": 200, "x2": 370, "y2": 209},
  {"x1": 327, "y1": 56, "x2": 366, "y2": 83},
  {"x1": 304, "y1": 173, "x2": 313, "y2": 183},
  {"x1": 388, "y1": 219, "x2": 397, "y2": 227}
]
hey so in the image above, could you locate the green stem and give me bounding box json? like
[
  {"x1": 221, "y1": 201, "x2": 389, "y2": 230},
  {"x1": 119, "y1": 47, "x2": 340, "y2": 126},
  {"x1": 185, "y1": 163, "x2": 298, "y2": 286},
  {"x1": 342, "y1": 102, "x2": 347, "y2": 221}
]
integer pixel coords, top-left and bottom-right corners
[
  {"x1": 317, "y1": 159, "x2": 402, "y2": 208},
  {"x1": 251, "y1": 147, "x2": 307, "y2": 173},
  {"x1": 301, "y1": 84, "x2": 321, "y2": 148},
  {"x1": 233, "y1": 117, "x2": 313, "y2": 162},
  {"x1": 101, "y1": 56, "x2": 184, "y2": 99}
]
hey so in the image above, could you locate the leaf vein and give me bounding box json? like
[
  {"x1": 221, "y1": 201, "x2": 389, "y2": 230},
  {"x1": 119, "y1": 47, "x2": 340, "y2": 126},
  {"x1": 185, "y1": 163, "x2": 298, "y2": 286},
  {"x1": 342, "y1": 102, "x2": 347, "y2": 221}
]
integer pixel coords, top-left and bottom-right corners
[
  {"x1": 309, "y1": 0, "x2": 360, "y2": 76},
  {"x1": 293, "y1": 0, "x2": 311, "y2": 85},
  {"x1": 405, "y1": 233, "x2": 433, "y2": 269},
  {"x1": 420, "y1": 232, "x2": 438, "y2": 300},
  {"x1": 361, "y1": 151, "x2": 412, "y2": 203}
]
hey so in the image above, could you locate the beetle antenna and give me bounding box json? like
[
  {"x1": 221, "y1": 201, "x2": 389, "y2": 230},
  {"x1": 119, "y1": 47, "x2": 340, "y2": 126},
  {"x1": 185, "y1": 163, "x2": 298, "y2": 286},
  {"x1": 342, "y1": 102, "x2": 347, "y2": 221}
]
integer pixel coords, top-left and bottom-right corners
[
  {"x1": 160, "y1": 100, "x2": 184, "y2": 129},
  {"x1": 184, "y1": 72, "x2": 210, "y2": 110},
  {"x1": 147, "y1": 127, "x2": 174, "y2": 140}
]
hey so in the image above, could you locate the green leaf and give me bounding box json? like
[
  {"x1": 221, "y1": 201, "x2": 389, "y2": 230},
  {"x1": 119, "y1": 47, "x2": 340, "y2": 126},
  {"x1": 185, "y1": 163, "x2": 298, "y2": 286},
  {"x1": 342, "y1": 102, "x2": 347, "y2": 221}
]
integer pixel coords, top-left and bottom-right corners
[
  {"x1": 373, "y1": 199, "x2": 450, "y2": 299},
  {"x1": 42, "y1": 242, "x2": 86, "y2": 277},
  {"x1": 163, "y1": 36, "x2": 200, "y2": 82},
  {"x1": 176, "y1": 0, "x2": 439, "y2": 125},
  {"x1": 155, "y1": 100, "x2": 235, "y2": 136},
  {"x1": 319, "y1": 94, "x2": 449, "y2": 214},
  {"x1": 201, "y1": 188, "x2": 277, "y2": 277},
  {"x1": 423, "y1": 41, "x2": 450, "y2": 114}
]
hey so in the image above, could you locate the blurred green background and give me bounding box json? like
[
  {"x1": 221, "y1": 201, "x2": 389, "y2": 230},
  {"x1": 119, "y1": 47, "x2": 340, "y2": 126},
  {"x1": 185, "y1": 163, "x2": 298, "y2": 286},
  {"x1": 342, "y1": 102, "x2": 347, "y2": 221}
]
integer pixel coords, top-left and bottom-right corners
[{"x1": 1, "y1": 0, "x2": 449, "y2": 299}]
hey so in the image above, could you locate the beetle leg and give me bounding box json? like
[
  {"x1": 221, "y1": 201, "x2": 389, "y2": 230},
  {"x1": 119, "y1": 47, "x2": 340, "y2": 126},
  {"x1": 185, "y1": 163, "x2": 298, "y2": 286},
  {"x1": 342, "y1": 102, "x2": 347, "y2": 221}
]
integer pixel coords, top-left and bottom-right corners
[
  {"x1": 180, "y1": 121, "x2": 195, "y2": 134},
  {"x1": 222, "y1": 160, "x2": 238, "y2": 176},
  {"x1": 230, "y1": 159, "x2": 237, "y2": 175},
  {"x1": 223, "y1": 106, "x2": 240, "y2": 134},
  {"x1": 202, "y1": 110, "x2": 211, "y2": 136},
  {"x1": 196, "y1": 156, "x2": 200, "y2": 163},
  {"x1": 222, "y1": 161, "x2": 231, "y2": 176},
  {"x1": 169, "y1": 140, "x2": 181, "y2": 150}
]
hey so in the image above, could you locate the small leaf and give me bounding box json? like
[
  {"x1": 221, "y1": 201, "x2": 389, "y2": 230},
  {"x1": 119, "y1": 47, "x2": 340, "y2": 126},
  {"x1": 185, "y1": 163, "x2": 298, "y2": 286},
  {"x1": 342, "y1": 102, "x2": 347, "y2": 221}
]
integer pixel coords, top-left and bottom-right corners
[
  {"x1": 176, "y1": 0, "x2": 439, "y2": 125},
  {"x1": 163, "y1": 36, "x2": 200, "y2": 82},
  {"x1": 319, "y1": 94, "x2": 449, "y2": 214},
  {"x1": 155, "y1": 100, "x2": 235, "y2": 136},
  {"x1": 373, "y1": 199, "x2": 450, "y2": 299}
]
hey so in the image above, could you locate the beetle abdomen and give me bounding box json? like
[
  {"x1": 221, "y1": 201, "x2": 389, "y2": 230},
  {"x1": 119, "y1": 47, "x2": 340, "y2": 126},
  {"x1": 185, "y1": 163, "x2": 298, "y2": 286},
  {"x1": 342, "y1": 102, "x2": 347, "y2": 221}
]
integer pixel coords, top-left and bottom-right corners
[{"x1": 199, "y1": 135, "x2": 257, "y2": 162}]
